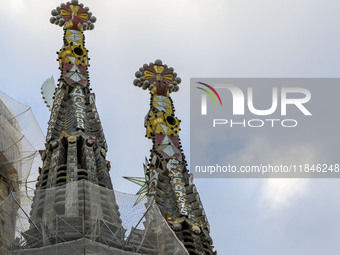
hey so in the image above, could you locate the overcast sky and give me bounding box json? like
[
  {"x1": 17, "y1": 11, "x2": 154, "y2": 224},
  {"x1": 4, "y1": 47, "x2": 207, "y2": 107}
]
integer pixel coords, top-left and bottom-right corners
[{"x1": 1, "y1": 0, "x2": 340, "y2": 254}]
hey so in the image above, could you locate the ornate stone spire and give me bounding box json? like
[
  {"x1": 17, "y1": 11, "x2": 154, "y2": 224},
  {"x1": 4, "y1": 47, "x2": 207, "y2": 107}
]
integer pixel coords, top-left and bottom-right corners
[
  {"x1": 132, "y1": 60, "x2": 217, "y2": 255},
  {"x1": 25, "y1": 0, "x2": 124, "y2": 248}
]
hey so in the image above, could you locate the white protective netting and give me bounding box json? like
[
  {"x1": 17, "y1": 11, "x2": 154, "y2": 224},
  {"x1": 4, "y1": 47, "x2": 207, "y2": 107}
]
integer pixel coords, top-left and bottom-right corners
[
  {"x1": 1, "y1": 181, "x2": 188, "y2": 255},
  {"x1": 0, "y1": 90, "x2": 45, "y2": 254},
  {"x1": 0, "y1": 90, "x2": 45, "y2": 187}
]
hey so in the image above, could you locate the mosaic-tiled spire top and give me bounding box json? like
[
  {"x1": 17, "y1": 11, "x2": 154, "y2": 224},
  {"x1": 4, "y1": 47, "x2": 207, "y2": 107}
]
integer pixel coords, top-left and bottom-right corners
[
  {"x1": 134, "y1": 59, "x2": 181, "y2": 95},
  {"x1": 50, "y1": 0, "x2": 96, "y2": 31},
  {"x1": 40, "y1": 0, "x2": 112, "y2": 190},
  {"x1": 45, "y1": 1, "x2": 106, "y2": 148},
  {"x1": 132, "y1": 60, "x2": 216, "y2": 255}
]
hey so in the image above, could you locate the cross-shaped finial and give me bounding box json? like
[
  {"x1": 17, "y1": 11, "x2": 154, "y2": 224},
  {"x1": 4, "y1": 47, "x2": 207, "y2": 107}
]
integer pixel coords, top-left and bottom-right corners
[
  {"x1": 50, "y1": 0, "x2": 96, "y2": 31},
  {"x1": 134, "y1": 59, "x2": 182, "y2": 96}
]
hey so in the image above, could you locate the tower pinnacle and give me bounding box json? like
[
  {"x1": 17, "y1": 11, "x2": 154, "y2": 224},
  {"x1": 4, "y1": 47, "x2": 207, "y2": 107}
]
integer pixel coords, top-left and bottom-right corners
[
  {"x1": 23, "y1": 1, "x2": 125, "y2": 249},
  {"x1": 132, "y1": 60, "x2": 217, "y2": 254}
]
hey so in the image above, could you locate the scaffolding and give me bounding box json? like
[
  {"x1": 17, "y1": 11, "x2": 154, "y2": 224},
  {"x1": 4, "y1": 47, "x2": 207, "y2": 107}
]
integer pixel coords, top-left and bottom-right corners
[
  {"x1": 0, "y1": 90, "x2": 45, "y2": 254},
  {"x1": 1, "y1": 181, "x2": 189, "y2": 255},
  {"x1": 0, "y1": 90, "x2": 189, "y2": 255}
]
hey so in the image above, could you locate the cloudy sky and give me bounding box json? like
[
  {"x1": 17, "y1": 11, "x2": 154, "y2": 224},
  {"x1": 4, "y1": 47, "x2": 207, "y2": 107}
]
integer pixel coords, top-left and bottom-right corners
[{"x1": 1, "y1": 0, "x2": 340, "y2": 254}]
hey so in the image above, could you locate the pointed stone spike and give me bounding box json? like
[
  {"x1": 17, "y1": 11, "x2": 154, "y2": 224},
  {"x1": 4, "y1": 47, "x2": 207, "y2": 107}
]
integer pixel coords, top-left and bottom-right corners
[
  {"x1": 136, "y1": 185, "x2": 148, "y2": 195},
  {"x1": 133, "y1": 194, "x2": 147, "y2": 207},
  {"x1": 123, "y1": 176, "x2": 146, "y2": 186}
]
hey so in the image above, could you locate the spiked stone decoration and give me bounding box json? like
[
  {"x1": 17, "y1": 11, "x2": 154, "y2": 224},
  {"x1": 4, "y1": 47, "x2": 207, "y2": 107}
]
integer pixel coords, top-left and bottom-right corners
[
  {"x1": 129, "y1": 60, "x2": 217, "y2": 255},
  {"x1": 123, "y1": 157, "x2": 149, "y2": 206},
  {"x1": 24, "y1": 1, "x2": 125, "y2": 249}
]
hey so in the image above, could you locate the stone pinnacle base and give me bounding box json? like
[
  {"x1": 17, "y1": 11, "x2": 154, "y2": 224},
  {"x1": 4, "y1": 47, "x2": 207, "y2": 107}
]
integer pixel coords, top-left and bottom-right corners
[{"x1": 24, "y1": 180, "x2": 124, "y2": 249}]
